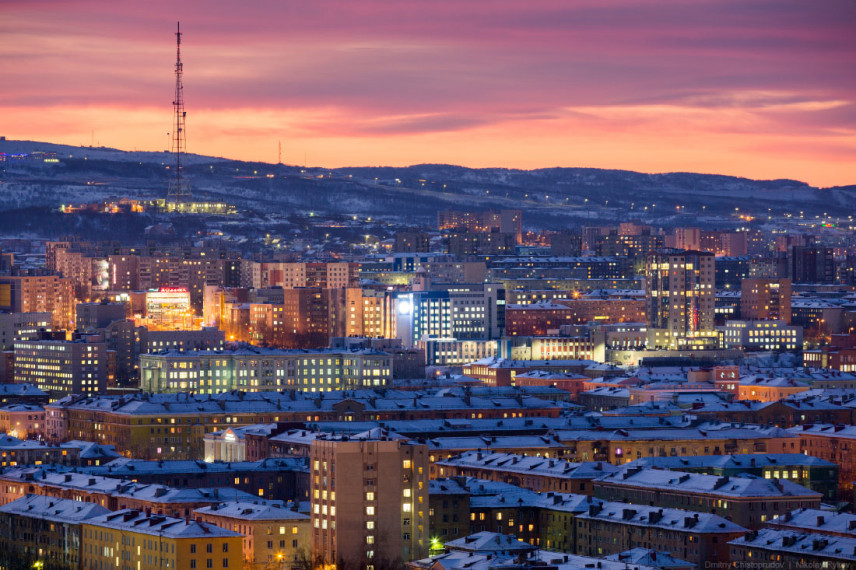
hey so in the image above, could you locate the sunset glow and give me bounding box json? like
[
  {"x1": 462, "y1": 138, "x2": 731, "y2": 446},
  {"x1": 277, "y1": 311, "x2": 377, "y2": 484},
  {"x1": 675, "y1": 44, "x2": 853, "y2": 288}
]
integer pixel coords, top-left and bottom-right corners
[{"x1": 2, "y1": 0, "x2": 854, "y2": 186}]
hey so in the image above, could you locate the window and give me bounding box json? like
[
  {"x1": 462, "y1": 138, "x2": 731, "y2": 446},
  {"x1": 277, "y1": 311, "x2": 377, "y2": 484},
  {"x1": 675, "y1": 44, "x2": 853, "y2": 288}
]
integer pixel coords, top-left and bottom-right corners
[
  {"x1": 207, "y1": 544, "x2": 213, "y2": 554},
  {"x1": 191, "y1": 561, "x2": 196, "y2": 569},
  {"x1": 191, "y1": 545, "x2": 197, "y2": 554},
  {"x1": 223, "y1": 544, "x2": 228, "y2": 553}
]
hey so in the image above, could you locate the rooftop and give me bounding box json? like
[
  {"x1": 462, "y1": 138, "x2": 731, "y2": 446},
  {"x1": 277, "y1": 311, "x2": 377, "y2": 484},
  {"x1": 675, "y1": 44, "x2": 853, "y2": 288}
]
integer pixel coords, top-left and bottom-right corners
[
  {"x1": 86, "y1": 509, "x2": 242, "y2": 539},
  {"x1": 624, "y1": 453, "x2": 837, "y2": 471},
  {"x1": 444, "y1": 531, "x2": 537, "y2": 554},
  {"x1": 437, "y1": 450, "x2": 618, "y2": 479},
  {"x1": 579, "y1": 500, "x2": 747, "y2": 533},
  {"x1": 597, "y1": 466, "x2": 821, "y2": 499},
  {"x1": 0, "y1": 494, "x2": 110, "y2": 523},
  {"x1": 729, "y1": 528, "x2": 856, "y2": 562},
  {"x1": 194, "y1": 501, "x2": 309, "y2": 521}
]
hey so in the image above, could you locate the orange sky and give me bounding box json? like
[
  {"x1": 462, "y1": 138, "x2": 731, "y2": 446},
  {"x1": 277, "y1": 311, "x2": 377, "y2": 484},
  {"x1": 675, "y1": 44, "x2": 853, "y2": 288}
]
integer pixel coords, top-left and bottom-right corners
[{"x1": 2, "y1": 0, "x2": 854, "y2": 186}]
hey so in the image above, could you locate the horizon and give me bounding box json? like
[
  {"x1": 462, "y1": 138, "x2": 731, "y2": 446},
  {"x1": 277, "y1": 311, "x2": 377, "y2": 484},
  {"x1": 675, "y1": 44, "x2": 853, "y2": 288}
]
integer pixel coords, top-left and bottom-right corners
[
  {"x1": 3, "y1": 137, "x2": 851, "y2": 188},
  {"x1": 2, "y1": 1, "x2": 854, "y2": 187}
]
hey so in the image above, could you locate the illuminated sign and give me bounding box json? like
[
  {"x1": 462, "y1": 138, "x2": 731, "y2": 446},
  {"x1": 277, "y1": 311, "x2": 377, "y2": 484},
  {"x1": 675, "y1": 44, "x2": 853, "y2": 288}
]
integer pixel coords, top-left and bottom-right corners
[{"x1": 158, "y1": 287, "x2": 188, "y2": 293}]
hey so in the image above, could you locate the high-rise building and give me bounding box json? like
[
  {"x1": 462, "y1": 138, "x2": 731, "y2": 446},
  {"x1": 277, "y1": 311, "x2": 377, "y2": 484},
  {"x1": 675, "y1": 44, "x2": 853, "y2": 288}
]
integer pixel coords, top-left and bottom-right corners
[
  {"x1": 393, "y1": 231, "x2": 432, "y2": 253},
  {"x1": 0, "y1": 275, "x2": 75, "y2": 330},
  {"x1": 438, "y1": 209, "x2": 522, "y2": 243},
  {"x1": 741, "y1": 278, "x2": 792, "y2": 323},
  {"x1": 76, "y1": 300, "x2": 127, "y2": 331},
  {"x1": 645, "y1": 250, "x2": 715, "y2": 348},
  {"x1": 14, "y1": 335, "x2": 109, "y2": 399},
  {"x1": 310, "y1": 431, "x2": 429, "y2": 567},
  {"x1": 790, "y1": 246, "x2": 835, "y2": 283},
  {"x1": 0, "y1": 311, "x2": 51, "y2": 351},
  {"x1": 673, "y1": 227, "x2": 701, "y2": 251}
]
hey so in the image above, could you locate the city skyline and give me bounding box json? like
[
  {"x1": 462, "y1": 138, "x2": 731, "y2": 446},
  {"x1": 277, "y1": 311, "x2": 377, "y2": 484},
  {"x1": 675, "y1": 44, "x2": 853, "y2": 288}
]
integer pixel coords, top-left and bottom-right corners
[{"x1": 2, "y1": 0, "x2": 855, "y2": 187}]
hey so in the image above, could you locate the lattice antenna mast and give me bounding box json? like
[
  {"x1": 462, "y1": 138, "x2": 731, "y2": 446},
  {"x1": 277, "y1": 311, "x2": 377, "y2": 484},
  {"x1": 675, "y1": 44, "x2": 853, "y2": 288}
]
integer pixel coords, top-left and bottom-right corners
[{"x1": 167, "y1": 21, "x2": 191, "y2": 203}]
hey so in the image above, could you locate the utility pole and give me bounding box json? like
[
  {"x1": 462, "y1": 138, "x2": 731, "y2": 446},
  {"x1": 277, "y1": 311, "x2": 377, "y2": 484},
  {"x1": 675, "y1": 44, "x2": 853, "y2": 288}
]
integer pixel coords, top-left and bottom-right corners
[{"x1": 167, "y1": 21, "x2": 191, "y2": 204}]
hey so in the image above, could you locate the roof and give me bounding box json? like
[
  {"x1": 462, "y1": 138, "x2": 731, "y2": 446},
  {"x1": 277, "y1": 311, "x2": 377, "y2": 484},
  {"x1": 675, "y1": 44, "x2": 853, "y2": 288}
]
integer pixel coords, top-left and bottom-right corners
[
  {"x1": 0, "y1": 468, "x2": 259, "y2": 504},
  {"x1": 790, "y1": 423, "x2": 856, "y2": 440},
  {"x1": 767, "y1": 508, "x2": 856, "y2": 537},
  {"x1": 60, "y1": 440, "x2": 122, "y2": 460},
  {"x1": 81, "y1": 457, "x2": 307, "y2": 477},
  {"x1": 737, "y1": 375, "x2": 810, "y2": 388},
  {"x1": 625, "y1": 453, "x2": 837, "y2": 471},
  {"x1": 0, "y1": 383, "x2": 48, "y2": 397},
  {"x1": 0, "y1": 434, "x2": 62, "y2": 450},
  {"x1": 46, "y1": 387, "x2": 563, "y2": 416},
  {"x1": 603, "y1": 548, "x2": 693, "y2": 568},
  {"x1": 86, "y1": 509, "x2": 242, "y2": 539},
  {"x1": 207, "y1": 423, "x2": 279, "y2": 440},
  {"x1": 426, "y1": 434, "x2": 564, "y2": 451},
  {"x1": 578, "y1": 500, "x2": 747, "y2": 533},
  {"x1": 597, "y1": 466, "x2": 822, "y2": 499},
  {"x1": 194, "y1": 501, "x2": 310, "y2": 521},
  {"x1": 444, "y1": 531, "x2": 536, "y2": 554},
  {"x1": 437, "y1": 451, "x2": 618, "y2": 480},
  {"x1": 553, "y1": 423, "x2": 794, "y2": 443},
  {"x1": 0, "y1": 403, "x2": 44, "y2": 412},
  {"x1": 409, "y1": 550, "x2": 660, "y2": 570},
  {"x1": 0, "y1": 494, "x2": 110, "y2": 523},
  {"x1": 729, "y1": 528, "x2": 856, "y2": 562},
  {"x1": 428, "y1": 478, "x2": 470, "y2": 496}
]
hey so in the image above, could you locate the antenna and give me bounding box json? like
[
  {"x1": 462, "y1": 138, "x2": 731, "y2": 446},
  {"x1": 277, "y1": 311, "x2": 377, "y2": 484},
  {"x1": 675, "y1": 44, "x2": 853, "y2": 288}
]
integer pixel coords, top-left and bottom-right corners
[
  {"x1": 278, "y1": 140, "x2": 282, "y2": 164},
  {"x1": 167, "y1": 21, "x2": 191, "y2": 204}
]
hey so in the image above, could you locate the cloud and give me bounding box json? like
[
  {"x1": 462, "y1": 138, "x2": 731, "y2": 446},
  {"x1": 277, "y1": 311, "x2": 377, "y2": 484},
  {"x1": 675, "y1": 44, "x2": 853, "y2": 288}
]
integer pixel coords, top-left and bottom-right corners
[{"x1": 1, "y1": 0, "x2": 854, "y2": 185}]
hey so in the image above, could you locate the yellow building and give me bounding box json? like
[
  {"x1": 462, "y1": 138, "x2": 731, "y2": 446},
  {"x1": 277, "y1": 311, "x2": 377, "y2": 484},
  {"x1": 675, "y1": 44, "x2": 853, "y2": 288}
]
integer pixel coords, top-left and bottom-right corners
[
  {"x1": 194, "y1": 501, "x2": 311, "y2": 569},
  {"x1": 81, "y1": 509, "x2": 242, "y2": 570}
]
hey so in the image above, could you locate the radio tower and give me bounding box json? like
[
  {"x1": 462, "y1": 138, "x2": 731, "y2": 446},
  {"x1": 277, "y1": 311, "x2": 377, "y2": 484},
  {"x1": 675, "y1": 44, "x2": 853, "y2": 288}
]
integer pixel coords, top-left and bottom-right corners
[{"x1": 167, "y1": 21, "x2": 191, "y2": 204}]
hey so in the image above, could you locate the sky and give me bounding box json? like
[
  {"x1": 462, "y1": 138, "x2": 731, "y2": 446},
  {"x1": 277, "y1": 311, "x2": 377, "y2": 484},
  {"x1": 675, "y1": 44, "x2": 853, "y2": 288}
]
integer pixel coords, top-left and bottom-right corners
[{"x1": 2, "y1": 0, "x2": 855, "y2": 187}]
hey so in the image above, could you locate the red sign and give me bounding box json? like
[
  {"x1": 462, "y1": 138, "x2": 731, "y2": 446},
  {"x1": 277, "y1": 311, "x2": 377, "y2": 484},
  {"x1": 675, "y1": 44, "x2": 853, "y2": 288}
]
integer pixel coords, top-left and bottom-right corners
[{"x1": 157, "y1": 287, "x2": 188, "y2": 293}]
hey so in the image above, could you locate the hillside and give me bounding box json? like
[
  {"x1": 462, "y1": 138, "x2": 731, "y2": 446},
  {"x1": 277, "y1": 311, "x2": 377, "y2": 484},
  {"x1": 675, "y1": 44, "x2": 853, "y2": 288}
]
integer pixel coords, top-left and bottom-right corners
[{"x1": 1, "y1": 139, "x2": 852, "y2": 229}]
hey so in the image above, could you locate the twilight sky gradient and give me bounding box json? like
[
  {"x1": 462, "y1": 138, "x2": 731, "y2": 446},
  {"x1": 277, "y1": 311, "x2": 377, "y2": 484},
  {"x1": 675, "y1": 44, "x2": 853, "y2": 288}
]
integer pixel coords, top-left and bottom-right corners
[{"x1": 2, "y1": 0, "x2": 855, "y2": 186}]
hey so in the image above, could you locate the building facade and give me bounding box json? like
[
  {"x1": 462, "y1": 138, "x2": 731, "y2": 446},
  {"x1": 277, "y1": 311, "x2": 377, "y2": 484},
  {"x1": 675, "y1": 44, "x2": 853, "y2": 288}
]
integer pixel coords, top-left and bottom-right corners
[{"x1": 310, "y1": 432, "x2": 429, "y2": 567}]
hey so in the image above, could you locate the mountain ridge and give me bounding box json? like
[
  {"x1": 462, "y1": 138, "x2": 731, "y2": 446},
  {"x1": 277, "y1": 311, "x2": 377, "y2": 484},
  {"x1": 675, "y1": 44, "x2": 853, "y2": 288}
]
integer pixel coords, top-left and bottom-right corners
[{"x1": 1, "y1": 139, "x2": 852, "y2": 228}]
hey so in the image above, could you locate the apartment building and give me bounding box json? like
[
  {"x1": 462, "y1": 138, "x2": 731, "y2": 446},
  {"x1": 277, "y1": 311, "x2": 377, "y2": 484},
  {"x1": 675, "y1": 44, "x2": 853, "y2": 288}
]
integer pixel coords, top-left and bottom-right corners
[
  {"x1": 645, "y1": 250, "x2": 715, "y2": 348},
  {"x1": 0, "y1": 495, "x2": 110, "y2": 568},
  {"x1": 592, "y1": 466, "x2": 822, "y2": 529},
  {"x1": 14, "y1": 337, "x2": 108, "y2": 399},
  {"x1": 139, "y1": 348, "x2": 392, "y2": 394},
  {"x1": 310, "y1": 431, "x2": 429, "y2": 568},
  {"x1": 194, "y1": 501, "x2": 311, "y2": 569},
  {"x1": 740, "y1": 278, "x2": 792, "y2": 323},
  {"x1": 0, "y1": 274, "x2": 75, "y2": 330},
  {"x1": 81, "y1": 509, "x2": 242, "y2": 570},
  {"x1": 576, "y1": 501, "x2": 746, "y2": 567}
]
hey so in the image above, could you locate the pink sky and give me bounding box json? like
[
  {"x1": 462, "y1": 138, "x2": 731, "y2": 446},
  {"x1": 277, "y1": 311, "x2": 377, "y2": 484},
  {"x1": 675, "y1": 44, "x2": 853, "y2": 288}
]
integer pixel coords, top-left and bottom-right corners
[{"x1": 2, "y1": 0, "x2": 854, "y2": 186}]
